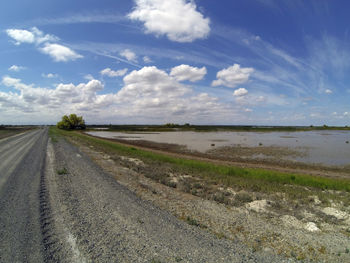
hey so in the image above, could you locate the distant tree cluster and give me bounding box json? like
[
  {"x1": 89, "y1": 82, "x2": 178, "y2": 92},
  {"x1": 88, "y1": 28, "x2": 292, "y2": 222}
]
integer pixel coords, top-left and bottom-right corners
[
  {"x1": 164, "y1": 123, "x2": 191, "y2": 128},
  {"x1": 57, "y1": 114, "x2": 86, "y2": 130}
]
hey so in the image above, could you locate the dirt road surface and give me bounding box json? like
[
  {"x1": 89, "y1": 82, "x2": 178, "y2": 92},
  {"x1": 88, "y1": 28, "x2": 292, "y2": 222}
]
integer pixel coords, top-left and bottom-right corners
[
  {"x1": 0, "y1": 129, "x2": 288, "y2": 262},
  {"x1": 0, "y1": 128, "x2": 48, "y2": 262}
]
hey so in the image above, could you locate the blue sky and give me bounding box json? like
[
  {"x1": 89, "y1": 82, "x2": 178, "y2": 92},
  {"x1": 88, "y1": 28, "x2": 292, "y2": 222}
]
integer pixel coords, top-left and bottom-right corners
[{"x1": 1, "y1": 0, "x2": 350, "y2": 125}]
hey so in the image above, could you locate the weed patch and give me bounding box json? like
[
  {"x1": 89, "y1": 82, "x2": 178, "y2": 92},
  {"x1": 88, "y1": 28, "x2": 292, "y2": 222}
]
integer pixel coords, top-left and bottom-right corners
[{"x1": 57, "y1": 167, "x2": 68, "y2": 175}]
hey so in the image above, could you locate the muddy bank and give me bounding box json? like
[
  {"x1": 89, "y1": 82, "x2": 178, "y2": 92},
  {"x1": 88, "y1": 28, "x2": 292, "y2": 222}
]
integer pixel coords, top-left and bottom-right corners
[{"x1": 84, "y1": 134, "x2": 350, "y2": 179}]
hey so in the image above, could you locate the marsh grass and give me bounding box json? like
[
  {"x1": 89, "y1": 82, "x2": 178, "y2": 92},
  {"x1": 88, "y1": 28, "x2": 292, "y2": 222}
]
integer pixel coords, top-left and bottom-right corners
[{"x1": 50, "y1": 127, "x2": 350, "y2": 198}]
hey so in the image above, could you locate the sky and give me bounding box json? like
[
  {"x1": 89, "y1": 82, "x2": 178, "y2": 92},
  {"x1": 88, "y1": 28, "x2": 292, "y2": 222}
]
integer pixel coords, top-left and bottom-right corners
[{"x1": 1, "y1": 0, "x2": 350, "y2": 125}]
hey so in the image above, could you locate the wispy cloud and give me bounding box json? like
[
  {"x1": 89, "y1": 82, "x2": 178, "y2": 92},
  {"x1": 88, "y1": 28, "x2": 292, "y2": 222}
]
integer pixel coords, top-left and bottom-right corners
[
  {"x1": 6, "y1": 27, "x2": 82, "y2": 62},
  {"x1": 8, "y1": 65, "x2": 25, "y2": 72},
  {"x1": 212, "y1": 23, "x2": 350, "y2": 102},
  {"x1": 28, "y1": 13, "x2": 127, "y2": 26}
]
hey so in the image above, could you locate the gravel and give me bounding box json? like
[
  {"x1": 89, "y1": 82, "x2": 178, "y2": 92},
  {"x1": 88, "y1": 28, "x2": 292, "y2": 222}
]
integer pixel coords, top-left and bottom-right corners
[{"x1": 45, "y1": 137, "x2": 289, "y2": 262}]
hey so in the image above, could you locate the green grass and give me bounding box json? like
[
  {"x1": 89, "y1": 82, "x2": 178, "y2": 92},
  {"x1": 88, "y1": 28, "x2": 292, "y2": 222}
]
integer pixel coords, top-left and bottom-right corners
[
  {"x1": 57, "y1": 167, "x2": 68, "y2": 175},
  {"x1": 50, "y1": 127, "x2": 350, "y2": 194}
]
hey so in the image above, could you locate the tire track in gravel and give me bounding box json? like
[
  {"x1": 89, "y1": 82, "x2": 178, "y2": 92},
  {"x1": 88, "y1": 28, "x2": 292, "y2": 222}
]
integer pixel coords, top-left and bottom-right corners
[{"x1": 40, "y1": 139, "x2": 87, "y2": 263}]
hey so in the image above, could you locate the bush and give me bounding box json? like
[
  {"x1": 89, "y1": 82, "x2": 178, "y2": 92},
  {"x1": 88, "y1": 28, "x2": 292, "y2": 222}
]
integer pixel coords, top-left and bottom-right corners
[{"x1": 57, "y1": 114, "x2": 86, "y2": 130}]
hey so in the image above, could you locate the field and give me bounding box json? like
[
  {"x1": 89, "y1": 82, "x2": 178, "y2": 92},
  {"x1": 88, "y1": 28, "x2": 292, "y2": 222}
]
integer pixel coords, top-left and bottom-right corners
[{"x1": 0, "y1": 126, "x2": 35, "y2": 140}]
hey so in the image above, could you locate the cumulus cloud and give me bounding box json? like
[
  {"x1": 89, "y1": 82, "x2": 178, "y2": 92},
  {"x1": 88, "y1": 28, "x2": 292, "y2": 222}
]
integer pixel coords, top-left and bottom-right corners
[
  {"x1": 1, "y1": 76, "x2": 105, "y2": 110},
  {"x1": 119, "y1": 66, "x2": 188, "y2": 101},
  {"x1": 8, "y1": 65, "x2": 25, "y2": 72},
  {"x1": 325, "y1": 89, "x2": 333, "y2": 94},
  {"x1": 1, "y1": 66, "x2": 245, "y2": 124},
  {"x1": 40, "y1": 43, "x2": 83, "y2": 62},
  {"x1": 128, "y1": 0, "x2": 210, "y2": 42},
  {"x1": 120, "y1": 49, "x2": 137, "y2": 62},
  {"x1": 233, "y1": 88, "x2": 248, "y2": 97},
  {"x1": 116, "y1": 66, "x2": 224, "y2": 120},
  {"x1": 6, "y1": 27, "x2": 57, "y2": 45},
  {"x1": 170, "y1": 64, "x2": 207, "y2": 82},
  {"x1": 6, "y1": 29, "x2": 36, "y2": 45},
  {"x1": 212, "y1": 64, "x2": 254, "y2": 88},
  {"x1": 6, "y1": 27, "x2": 81, "y2": 62},
  {"x1": 100, "y1": 68, "x2": 128, "y2": 77}
]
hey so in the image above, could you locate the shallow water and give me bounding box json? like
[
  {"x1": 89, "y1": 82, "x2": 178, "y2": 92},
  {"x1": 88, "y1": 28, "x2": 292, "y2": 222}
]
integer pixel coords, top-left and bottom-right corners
[{"x1": 86, "y1": 131, "x2": 350, "y2": 166}]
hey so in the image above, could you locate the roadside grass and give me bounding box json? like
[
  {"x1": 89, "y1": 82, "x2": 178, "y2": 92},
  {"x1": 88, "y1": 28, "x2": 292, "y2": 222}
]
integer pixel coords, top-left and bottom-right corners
[
  {"x1": 48, "y1": 126, "x2": 58, "y2": 142},
  {"x1": 50, "y1": 127, "x2": 350, "y2": 201},
  {"x1": 57, "y1": 167, "x2": 68, "y2": 175}
]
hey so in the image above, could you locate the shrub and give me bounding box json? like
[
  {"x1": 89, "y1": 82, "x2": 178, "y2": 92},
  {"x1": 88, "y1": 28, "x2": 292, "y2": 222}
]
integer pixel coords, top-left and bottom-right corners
[{"x1": 57, "y1": 114, "x2": 86, "y2": 130}]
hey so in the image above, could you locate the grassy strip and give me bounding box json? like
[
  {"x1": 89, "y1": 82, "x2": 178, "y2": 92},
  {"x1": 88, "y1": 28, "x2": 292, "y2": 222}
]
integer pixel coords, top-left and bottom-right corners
[{"x1": 50, "y1": 127, "x2": 350, "y2": 192}]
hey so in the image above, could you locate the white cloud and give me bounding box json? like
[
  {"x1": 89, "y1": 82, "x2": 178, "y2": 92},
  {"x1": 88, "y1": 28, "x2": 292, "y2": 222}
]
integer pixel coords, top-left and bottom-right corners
[
  {"x1": 128, "y1": 0, "x2": 210, "y2": 42},
  {"x1": 6, "y1": 27, "x2": 57, "y2": 45},
  {"x1": 6, "y1": 29, "x2": 35, "y2": 45},
  {"x1": 143, "y1": 56, "x2": 152, "y2": 63},
  {"x1": 6, "y1": 27, "x2": 81, "y2": 63},
  {"x1": 170, "y1": 64, "x2": 206, "y2": 82},
  {"x1": 344, "y1": 112, "x2": 349, "y2": 116},
  {"x1": 116, "y1": 66, "x2": 223, "y2": 120},
  {"x1": 100, "y1": 68, "x2": 128, "y2": 77},
  {"x1": 1, "y1": 76, "x2": 104, "y2": 110},
  {"x1": 119, "y1": 66, "x2": 188, "y2": 101},
  {"x1": 8, "y1": 65, "x2": 25, "y2": 72},
  {"x1": 325, "y1": 89, "x2": 332, "y2": 94},
  {"x1": 1, "y1": 67, "x2": 255, "y2": 124},
  {"x1": 120, "y1": 49, "x2": 137, "y2": 62},
  {"x1": 42, "y1": 73, "x2": 58, "y2": 78},
  {"x1": 233, "y1": 88, "x2": 248, "y2": 97},
  {"x1": 212, "y1": 64, "x2": 254, "y2": 88},
  {"x1": 84, "y1": 74, "x2": 94, "y2": 81},
  {"x1": 29, "y1": 27, "x2": 58, "y2": 44},
  {"x1": 40, "y1": 43, "x2": 83, "y2": 62}
]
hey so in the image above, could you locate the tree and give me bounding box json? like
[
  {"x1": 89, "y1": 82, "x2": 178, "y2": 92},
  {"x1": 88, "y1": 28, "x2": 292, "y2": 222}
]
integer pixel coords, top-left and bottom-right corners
[{"x1": 57, "y1": 114, "x2": 86, "y2": 130}]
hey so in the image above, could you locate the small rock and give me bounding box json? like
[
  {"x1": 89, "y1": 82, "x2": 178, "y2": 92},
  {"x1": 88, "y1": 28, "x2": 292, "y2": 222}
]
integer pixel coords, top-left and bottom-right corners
[
  {"x1": 322, "y1": 207, "x2": 348, "y2": 220},
  {"x1": 309, "y1": 195, "x2": 321, "y2": 205},
  {"x1": 305, "y1": 222, "x2": 320, "y2": 232},
  {"x1": 246, "y1": 200, "x2": 269, "y2": 213}
]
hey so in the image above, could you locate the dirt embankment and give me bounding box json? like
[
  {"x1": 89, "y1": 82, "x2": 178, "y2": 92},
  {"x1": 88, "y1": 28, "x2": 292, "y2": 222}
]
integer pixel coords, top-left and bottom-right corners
[
  {"x1": 70, "y1": 135, "x2": 350, "y2": 263},
  {"x1": 85, "y1": 134, "x2": 350, "y2": 179}
]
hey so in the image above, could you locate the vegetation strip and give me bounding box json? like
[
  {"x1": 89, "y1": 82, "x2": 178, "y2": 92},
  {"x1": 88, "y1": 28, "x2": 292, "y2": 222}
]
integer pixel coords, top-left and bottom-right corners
[
  {"x1": 50, "y1": 127, "x2": 350, "y2": 192},
  {"x1": 86, "y1": 123, "x2": 350, "y2": 132}
]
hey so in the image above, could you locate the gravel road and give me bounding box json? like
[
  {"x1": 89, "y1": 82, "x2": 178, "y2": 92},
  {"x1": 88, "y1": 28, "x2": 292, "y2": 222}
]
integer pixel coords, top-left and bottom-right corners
[
  {"x1": 0, "y1": 128, "x2": 48, "y2": 262},
  {"x1": 0, "y1": 129, "x2": 289, "y2": 262}
]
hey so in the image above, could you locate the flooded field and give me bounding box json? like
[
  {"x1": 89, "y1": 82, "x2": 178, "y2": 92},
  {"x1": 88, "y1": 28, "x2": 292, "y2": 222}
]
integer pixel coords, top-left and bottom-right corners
[{"x1": 86, "y1": 130, "x2": 350, "y2": 166}]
